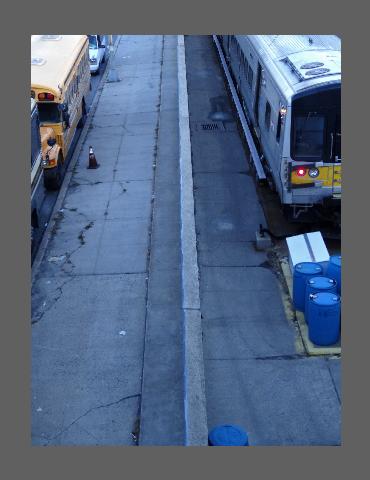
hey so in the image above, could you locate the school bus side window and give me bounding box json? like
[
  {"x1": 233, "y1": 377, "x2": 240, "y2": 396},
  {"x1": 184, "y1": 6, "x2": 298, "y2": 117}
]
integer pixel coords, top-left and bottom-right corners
[{"x1": 31, "y1": 113, "x2": 41, "y2": 167}]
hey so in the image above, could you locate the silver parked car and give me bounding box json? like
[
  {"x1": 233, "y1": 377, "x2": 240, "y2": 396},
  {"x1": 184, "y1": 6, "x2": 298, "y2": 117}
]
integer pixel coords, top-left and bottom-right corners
[{"x1": 88, "y1": 35, "x2": 107, "y2": 74}]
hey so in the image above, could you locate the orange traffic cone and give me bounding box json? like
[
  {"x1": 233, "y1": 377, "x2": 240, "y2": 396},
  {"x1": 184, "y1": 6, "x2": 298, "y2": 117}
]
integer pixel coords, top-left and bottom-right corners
[{"x1": 87, "y1": 146, "x2": 100, "y2": 169}]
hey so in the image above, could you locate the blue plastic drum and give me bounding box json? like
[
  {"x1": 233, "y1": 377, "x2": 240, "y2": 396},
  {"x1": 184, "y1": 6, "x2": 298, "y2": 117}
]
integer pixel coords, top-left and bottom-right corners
[
  {"x1": 208, "y1": 425, "x2": 249, "y2": 446},
  {"x1": 305, "y1": 276, "x2": 338, "y2": 323},
  {"x1": 308, "y1": 292, "x2": 341, "y2": 346},
  {"x1": 326, "y1": 255, "x2": 341, "y2": 294},
  {"x1": 293, "y1": 262, "x2": 323, "y2": 311}
]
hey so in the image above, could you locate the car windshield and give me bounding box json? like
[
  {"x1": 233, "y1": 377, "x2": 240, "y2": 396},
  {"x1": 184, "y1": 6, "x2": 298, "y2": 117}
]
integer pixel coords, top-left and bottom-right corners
[{"x1": 88, "y1": 35, "x2": 98, "y2": 49}]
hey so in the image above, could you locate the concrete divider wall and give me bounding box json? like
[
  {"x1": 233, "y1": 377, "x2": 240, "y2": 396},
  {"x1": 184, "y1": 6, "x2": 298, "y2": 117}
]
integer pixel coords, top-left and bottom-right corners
[{"x1": 177, "y1": 35, "x2": 208, "y2": 446}]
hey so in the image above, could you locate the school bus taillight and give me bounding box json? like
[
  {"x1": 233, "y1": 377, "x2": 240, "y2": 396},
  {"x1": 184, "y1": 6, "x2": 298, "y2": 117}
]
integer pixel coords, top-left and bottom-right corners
[{"x1": 38, "y1": 92, "x2": 54, "y2": 101}]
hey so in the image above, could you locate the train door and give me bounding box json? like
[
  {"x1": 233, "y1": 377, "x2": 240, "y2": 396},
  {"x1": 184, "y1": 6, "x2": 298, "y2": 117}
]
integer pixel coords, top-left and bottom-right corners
[
  {"x1": 226, "y1": 36, "x2": 231, "y2": 61},
  {"x1": 254, "y1": 62, "x2": 263, "y2": 126},
  {"x1": 235, "y1": 42, "x2": 242, "y2": 93},
  {"x1": 332, "y1": 113, "x2": 341, "y2": 162},
  {"x1": 238, "y1": 54, "x2": 244, "y2": 93},
  {"x1": 329, "y1": 112, "x2": 341, "y2": 195}
]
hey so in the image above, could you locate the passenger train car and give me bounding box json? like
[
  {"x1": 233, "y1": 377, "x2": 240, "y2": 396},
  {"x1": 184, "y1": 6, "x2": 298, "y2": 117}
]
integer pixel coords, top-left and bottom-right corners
[{"x1": 218, "y1": 35, "x2": 341, "y2": 221}]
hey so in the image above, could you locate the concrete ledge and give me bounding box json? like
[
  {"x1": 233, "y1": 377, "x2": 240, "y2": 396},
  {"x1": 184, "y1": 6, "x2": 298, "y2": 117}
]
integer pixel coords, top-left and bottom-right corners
[
  {"x1": 255, "y1": 230, "x2": 272, "y2": 251},
  {"x1": 177, "y1": 35, "x2": 208, "y2": 446},
  {"x1": 280, "y1": 258, "x2": 341, "y2": 356},
  {"x1": 183, "y1": 309, "x2": 209, "y2": 445}
]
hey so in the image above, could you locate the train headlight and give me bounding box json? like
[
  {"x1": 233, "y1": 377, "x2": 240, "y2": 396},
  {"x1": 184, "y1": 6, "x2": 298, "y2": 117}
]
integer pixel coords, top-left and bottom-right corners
[
  {"x1": 280, "y1": 106, "x2": 287, "y2": 116},
  {"x1": 308, "y1": 167, "x2": 320, "y2": 178}
]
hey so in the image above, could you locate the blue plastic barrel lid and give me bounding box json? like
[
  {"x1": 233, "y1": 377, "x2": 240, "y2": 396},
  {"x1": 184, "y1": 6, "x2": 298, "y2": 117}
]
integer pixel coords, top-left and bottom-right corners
[
  {"x1": 311, "y1": 292, "x2": 340, "y2": 306},
  {"x1": 295, "y1": 262, "x2": 323, "y2": 274},
  {"x1": 308, "y1": 276, "x2": 336, "y2": 289},
  {"x1": 208, "y1": 425, "x2": 249, "y2": 446},
  {"x1": 330, "y1": 255, "x2": 341, "y2": 267}
]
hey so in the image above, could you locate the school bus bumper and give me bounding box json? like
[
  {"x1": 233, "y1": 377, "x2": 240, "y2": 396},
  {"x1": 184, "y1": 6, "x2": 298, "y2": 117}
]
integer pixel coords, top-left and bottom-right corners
[{"x1": 42, "y1": 157, "x2": 57, "y2": 168}]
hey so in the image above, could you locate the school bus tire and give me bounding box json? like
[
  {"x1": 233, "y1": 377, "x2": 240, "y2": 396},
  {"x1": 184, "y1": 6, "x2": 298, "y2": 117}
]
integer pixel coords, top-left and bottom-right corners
[
  {"x1": 44, "y1": 167, "x2": 60, "y2": 191},
  {"x1": 31, "y1": 207, "x2": 39, "y2": 228},
  {"x1": 44, "y1": 157, "x2": 63, "y2": 191}
]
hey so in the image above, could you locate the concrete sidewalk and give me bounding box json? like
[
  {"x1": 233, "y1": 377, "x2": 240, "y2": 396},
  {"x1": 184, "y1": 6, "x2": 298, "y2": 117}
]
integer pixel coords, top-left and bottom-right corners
[{"x1": 31, "y1": 35, "x2": 185, "y2": 445}]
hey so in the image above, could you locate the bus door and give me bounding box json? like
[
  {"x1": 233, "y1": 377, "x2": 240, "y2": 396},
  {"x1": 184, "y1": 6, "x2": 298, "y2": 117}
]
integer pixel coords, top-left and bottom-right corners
[{"x1": 59, "y1": 101, "x2": 74, "y2": 157}]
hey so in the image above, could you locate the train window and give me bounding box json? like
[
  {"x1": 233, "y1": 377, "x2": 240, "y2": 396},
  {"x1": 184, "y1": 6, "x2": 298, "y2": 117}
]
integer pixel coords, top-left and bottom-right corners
[
  {"x1": 243, "y1": 55, "x2": 249, "y2": 77},
  {"x1": 248, "y1": 66, "x2": 253, "y2": 89},
  {"x1": 292, "y1": 113, "x2": 325, "y2": 160},
  {"x1": 276, "y1": 111, "x2": 282, "y2": 142},
  {"x1": 231, "y1": 36, "x2": 237, "y2": 52},
  {"x1": 265, "y1": 102, "x2": 271, "y2": 130}
]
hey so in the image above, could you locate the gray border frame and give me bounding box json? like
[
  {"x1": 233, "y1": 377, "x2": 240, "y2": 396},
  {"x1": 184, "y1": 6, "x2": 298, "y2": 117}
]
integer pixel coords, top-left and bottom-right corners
[{"x1": 2, "y1": 0, "x2": 362, "y2": 476}]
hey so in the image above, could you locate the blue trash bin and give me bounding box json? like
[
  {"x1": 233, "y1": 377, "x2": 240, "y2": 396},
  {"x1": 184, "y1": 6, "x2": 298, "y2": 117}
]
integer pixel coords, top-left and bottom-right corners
[
  {"x1": 326, "y1": 255, "x2": 341, "y2": 294},
  {"x1": 308, "y1": 292, "x2": 341, "y2": 346},
  {"x1": 293, "y1": 262, "x2": 323, "y2": 311},
  {"x1": 208, "y1": 425, "x2": 249, "y2": 446},
  {"x1": 305, "y1": 276, "x2": 338, "y2": 324}
]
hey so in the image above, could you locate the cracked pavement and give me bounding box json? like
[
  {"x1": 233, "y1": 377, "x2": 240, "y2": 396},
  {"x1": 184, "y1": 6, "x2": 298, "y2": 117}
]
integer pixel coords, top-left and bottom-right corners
[{"x1": 32, "y1": 35, "x2": 184, "y2": 445}]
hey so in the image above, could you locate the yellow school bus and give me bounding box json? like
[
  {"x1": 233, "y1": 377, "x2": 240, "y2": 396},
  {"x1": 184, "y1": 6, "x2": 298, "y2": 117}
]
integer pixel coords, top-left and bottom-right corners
[
  {"x1": 31, "y1": 98, "x2": 43, "y2": 239},
  {"x1": 31, "y1": 99, "x2": 42, "y2": 200},
  {"x1": 31, "y1": 35, "x2": 90, "y2": 189},
  {"x1": 31, "y1": 98, "x2": 58, "y2": 241}
]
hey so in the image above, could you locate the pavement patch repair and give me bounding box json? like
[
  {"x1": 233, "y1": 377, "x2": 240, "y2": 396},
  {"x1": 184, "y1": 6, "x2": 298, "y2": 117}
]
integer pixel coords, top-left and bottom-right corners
[{"x1": 31, "y1": 35, "x2": 341, "y2": 446}]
